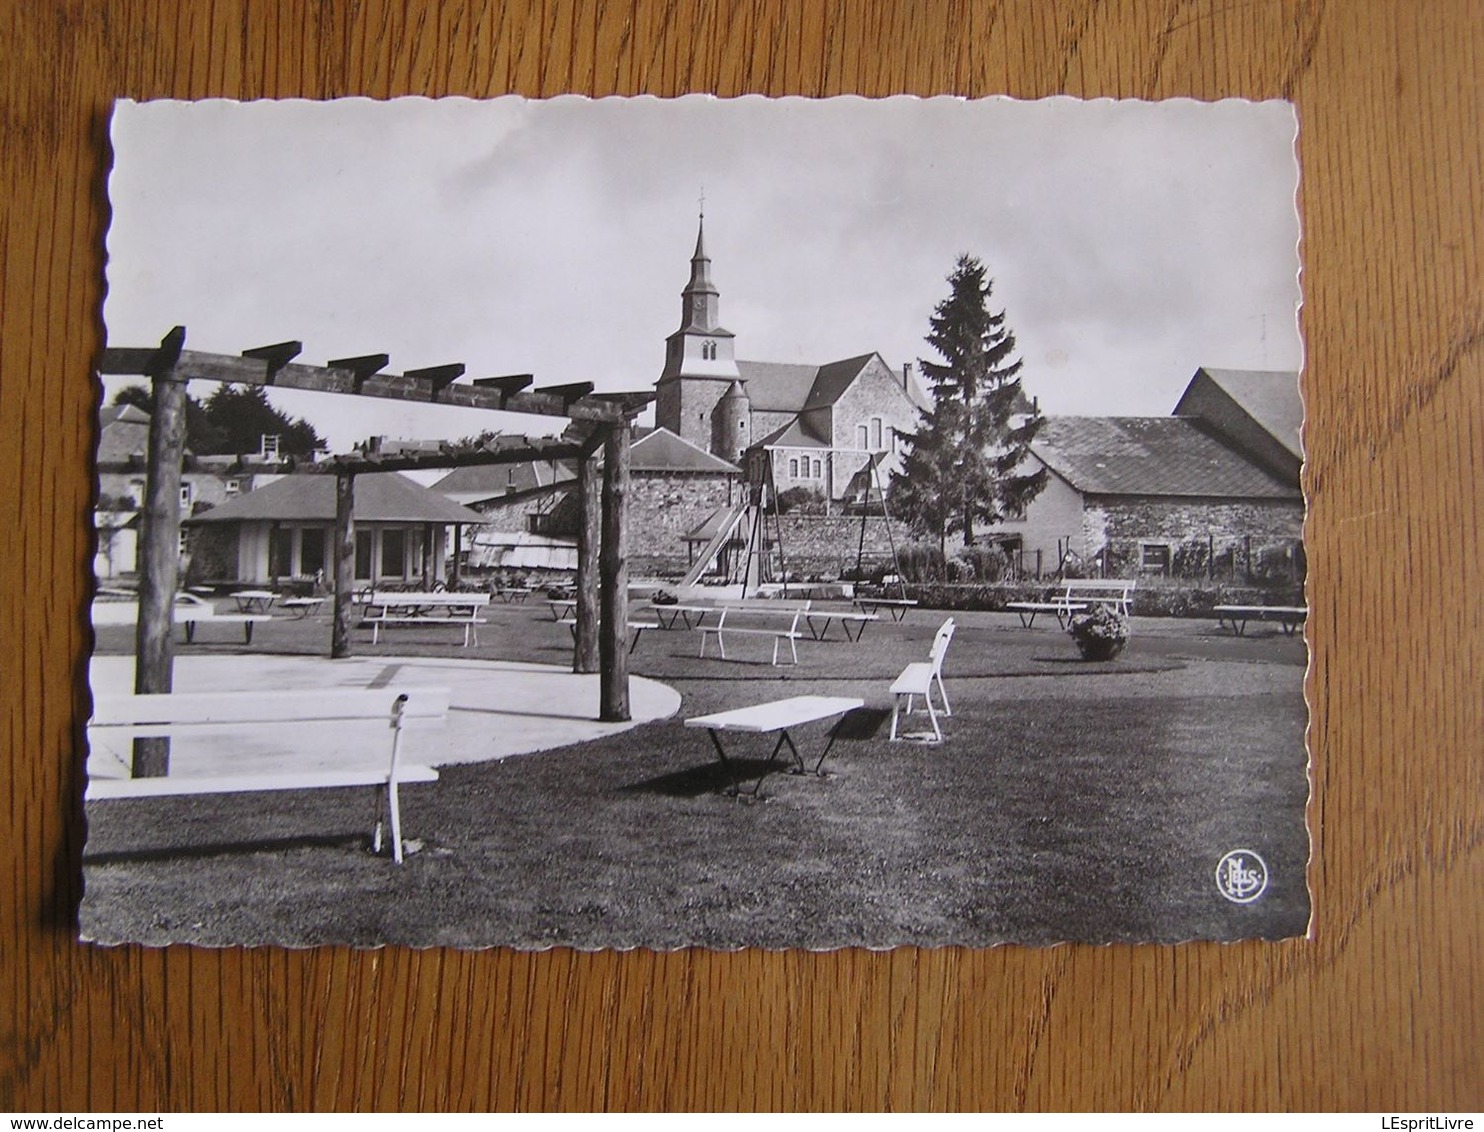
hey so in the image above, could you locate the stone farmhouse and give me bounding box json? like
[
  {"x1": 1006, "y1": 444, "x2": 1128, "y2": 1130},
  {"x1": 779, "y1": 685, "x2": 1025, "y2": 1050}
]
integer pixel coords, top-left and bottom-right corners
[{"x1": 998, "y1": 367, "x2": 1304, "y2": 580}]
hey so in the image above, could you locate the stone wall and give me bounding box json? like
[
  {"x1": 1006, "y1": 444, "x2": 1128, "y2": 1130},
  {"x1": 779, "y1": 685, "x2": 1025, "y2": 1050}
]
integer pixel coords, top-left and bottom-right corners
[
  {"x1": 768, "y1": 513, "x2": 914, "y2": 580},
  {"x1": 629, "y1": 472, "x2": 741, "y2": 576},
  {"x1": 1088, "y1": 496, "x2": 1304, "y2": 580}
]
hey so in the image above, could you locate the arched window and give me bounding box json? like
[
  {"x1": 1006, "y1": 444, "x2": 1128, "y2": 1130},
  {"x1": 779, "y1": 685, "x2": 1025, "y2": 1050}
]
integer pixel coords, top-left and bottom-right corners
[
  {"x1": 856, "y1": 424, "x2": 868, "y2": 449},
  {"x1": 789, "y1": 458, "x2": 799, "y2": 477},
  {"x1": 701, "y1": 340, "x2": 716, "y2": 360},
  {"x1": 869, "y1": 418, "x2": 883, "y2": 450},
  {"x1": 812, "y1": 459, "x2": 823, "y2": 478}
]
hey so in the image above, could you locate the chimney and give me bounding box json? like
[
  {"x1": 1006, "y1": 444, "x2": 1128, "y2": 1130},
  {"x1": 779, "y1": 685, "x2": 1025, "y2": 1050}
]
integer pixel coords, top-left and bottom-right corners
[{"x1": 901, "y1": 362, "x2": 913, "y2": 391}]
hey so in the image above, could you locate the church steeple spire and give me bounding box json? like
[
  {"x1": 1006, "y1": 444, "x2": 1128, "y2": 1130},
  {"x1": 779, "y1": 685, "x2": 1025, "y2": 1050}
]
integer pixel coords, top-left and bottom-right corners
[
  {"x1": 681, "y1": 212, "x2": 720, "y2": 330},
  {"x1": 657, "y1": 211, "x2": 741, "y2": 453}
]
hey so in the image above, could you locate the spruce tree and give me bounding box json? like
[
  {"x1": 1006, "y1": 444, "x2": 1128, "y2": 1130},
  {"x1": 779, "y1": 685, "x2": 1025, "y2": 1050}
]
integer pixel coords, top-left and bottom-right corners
[{"x1": 892, "y1": 253, "x2": 1046, "y2": 553}]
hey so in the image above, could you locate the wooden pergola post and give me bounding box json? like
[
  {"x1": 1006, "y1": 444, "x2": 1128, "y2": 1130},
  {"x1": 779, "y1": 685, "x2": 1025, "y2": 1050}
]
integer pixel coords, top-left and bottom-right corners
[
  {"x1": 574, "y1": 449, "x2": 602, "y2": 674},
  {"x1": 332, "y1": 471, "x2": 356, "y2": 659},
  {"x1": 598, "y1": 422, "x2": 630, "y2": 721},
  {"x1": 132, "y1": 327, "x2": 188, "y2": 777}
]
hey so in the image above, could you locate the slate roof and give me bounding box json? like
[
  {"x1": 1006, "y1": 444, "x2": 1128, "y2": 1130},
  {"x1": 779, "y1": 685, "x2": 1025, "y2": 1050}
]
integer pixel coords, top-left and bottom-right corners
[
  {"x1": 753, "y1": 417, "x2": 829, "y2": 449},
  {"x1": 434, "y1": 457, "x2": 576, "y2": 501},
  {"x1": 1184, "y1": 367, "x2": 1303, "y2": 460},
  {"x1": 801, "y1": 355, "x2": 879, "y2": 410},
  {"x1": 630, "y1": 427, "x2": 741, "y2": 474},
  {"x1": 1031, "y1": 417, "x2": 1300, "y2": 499},
  {"x1": 188, "y1": 472, "x2": 486, "y2": 525},
  {"x1": 96, "y1": 404, "x2": 152, "y2": 462},
  {"x1": 735, "y1": 361, "x2": 822, "y2": 412}
]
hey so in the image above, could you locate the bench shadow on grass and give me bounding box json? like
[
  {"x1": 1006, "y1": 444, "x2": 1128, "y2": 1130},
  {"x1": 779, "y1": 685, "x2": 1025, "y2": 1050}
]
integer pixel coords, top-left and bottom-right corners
[
  {"x1": 621, "y1": 707, "x2": 892, "y2": 798},
  {"x1": 82, "y1": 831, "x2": 371, "y2": 866}
]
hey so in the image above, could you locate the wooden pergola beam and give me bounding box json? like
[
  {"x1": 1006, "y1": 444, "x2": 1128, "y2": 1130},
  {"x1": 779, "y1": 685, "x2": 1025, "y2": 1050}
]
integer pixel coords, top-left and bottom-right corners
[
  {"x1": 304, "y1": 441, "x2": 585, "y2": 475},
  {"x1": 470, "y1": 374, "x2": 534, "y2": 406},
  {"x1": 405, "y1": 363, "x2": 466, "y2": 397},
  {"x1": 326, "y1": 353, "x2": 390, "y2": 393},
  {"x1": 242, "y1": 340, "x2": 304, "y2": 383},
  {"x1": 100, "y1": 347, "x2": 635, "y2": 423},
  {"x1": 535, "y1": 381, "x2": 595, "y2": 406}
]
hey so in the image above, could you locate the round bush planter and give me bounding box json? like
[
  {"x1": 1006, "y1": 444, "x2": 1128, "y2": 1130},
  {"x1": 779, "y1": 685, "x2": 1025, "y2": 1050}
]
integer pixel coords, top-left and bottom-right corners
[{"x1": 1074, "y1": 636, "x2": 1126, "y2": 662}]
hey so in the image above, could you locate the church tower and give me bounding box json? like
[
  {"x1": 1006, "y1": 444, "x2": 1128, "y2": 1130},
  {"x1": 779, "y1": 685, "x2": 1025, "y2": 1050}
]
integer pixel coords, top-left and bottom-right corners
[{"x1": 655, "y1": 215, "x2": 742, "y2": 455}]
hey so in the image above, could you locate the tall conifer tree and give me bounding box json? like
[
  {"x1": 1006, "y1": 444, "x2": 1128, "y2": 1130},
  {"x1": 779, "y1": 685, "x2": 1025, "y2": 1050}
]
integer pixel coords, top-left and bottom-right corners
[{"x1": 892, "y1": 254, "x2": 1046, "y2": 553}]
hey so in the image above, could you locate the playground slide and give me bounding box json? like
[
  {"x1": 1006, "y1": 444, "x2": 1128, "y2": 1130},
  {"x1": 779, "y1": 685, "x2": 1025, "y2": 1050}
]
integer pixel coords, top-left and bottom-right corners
[{"x1": 679, "y1": 504, "x2": 749, "y2": 587}]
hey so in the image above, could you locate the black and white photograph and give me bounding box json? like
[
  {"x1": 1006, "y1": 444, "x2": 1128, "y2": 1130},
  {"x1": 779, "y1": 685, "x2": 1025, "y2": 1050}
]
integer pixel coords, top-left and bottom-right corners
[{"x1": 84, "y1": 94, "x2": 1308, "y2": 950}]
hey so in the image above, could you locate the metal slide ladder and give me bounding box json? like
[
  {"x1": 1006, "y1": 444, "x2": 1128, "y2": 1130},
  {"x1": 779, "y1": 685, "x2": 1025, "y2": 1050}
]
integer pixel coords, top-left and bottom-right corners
[{"x1": 679, "y1": 503, "x2": 749, "y2": 587}]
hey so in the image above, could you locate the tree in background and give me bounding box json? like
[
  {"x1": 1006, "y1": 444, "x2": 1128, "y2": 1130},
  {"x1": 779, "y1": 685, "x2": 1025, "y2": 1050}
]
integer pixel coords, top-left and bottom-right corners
[
  {"x1": 110, "y1": 384, "x2": 325, "y2": 458},
  {"x1": 892, "y1": 253, "x2": 1047, "y2": 553}
]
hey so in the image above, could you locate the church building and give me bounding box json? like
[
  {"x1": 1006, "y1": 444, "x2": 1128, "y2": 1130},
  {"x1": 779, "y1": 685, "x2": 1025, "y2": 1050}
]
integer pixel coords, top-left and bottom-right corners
[{"x1": 653, "y1": 217, "x2": 928, "y2": 507}]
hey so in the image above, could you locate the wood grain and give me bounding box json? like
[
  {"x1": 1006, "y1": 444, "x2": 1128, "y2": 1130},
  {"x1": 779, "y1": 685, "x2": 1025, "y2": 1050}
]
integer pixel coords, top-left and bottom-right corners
[{"x1": 3, "y1": 0, "x2": 1480, "y2": 1111}]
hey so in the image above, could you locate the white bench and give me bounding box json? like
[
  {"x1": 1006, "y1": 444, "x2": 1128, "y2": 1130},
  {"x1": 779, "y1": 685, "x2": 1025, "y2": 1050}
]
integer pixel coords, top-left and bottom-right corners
[
  {"x1": 172, "y1": 603, "x2": 273, "y2": 644},
  {"x1": 685, "y1": 694, "x2": 865, "y2": 796},
  {"x1": 1007, "y1": 578, "x2": 1136, "y2": 629},
  {"x1": 1214, "y1": 604, "x2": 1307, "y2": 637},
  {"x1": 85, "y1": 686, "x2": 450, "y2": 863},
  {"x1": 361, "y1": 592, "x2": 490, "y2": 647},
  {"x1": 891, "y1": 618, "x2": 956, "y2": 742},
  {"x1": 557, "y1": 609, "x2": 658, "y2": 654},
  {"x1": 697, "y1": 601, "x2": 812, "y2": 665}
]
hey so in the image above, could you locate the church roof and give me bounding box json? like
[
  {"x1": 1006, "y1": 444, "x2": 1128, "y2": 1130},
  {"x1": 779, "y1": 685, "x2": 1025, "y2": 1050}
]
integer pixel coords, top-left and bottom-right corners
[
  {"x1": 630, "y1": 427, "x2": 741, "y2": 474},
  {"x1": 753, "y1": 417, "x2": 829, "y2": 449},
  {"x1": 1031, "y1": 416, "x2": 1300, "y2": 499},
  {"x1": 735, "y1": 361, "x2": 820, "y2": 411},
  {"x1": 802, "y1": 354, "x2": 879, "y2": 410},
  {"x1": 188, "y1": 472, "x2": 487, "y2": 525}
]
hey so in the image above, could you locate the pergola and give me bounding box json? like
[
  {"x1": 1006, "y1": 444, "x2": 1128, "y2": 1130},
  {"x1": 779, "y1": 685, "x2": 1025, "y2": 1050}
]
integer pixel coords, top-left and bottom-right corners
[{"x1": 100, "y1": 328, "x2": 651, "y2": 776}]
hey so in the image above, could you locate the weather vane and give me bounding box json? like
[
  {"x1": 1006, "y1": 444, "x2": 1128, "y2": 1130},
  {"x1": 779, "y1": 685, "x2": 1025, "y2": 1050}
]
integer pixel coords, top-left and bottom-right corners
[{"x1": 699, "y1": 185, "x2": 705, "y2": 219}]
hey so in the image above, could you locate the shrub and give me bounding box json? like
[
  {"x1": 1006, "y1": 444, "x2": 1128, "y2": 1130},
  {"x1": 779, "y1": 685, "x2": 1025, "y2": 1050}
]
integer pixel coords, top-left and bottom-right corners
[{"x1": 1067, "y1": 604, "x2": 1130, "y2": 660}]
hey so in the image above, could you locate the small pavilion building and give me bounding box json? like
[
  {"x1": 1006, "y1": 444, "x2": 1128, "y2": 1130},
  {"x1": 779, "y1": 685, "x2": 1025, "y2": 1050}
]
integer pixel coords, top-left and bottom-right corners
[{"x1": 188, "y1": 471, "x2": 485, "y2": 588}]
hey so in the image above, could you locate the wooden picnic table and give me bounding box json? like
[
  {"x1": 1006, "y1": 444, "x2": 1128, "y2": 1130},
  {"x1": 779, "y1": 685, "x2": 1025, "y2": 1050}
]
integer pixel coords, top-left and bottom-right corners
[
  {"x1": 684, "y1": 694, "x2": 865, "y2": 798},
  {"x1": 361, "y1": 591, "x2": 491, "y2": 647},
  {"x1": 1213, "y1": 604, "x2": 1307, "y2": 637},
  {"x1": 853, "y1": 595, "x2": 917, "y2": 621},
  {"x1": 230, "y1": 589, "x2": 277, "y2": 613}
]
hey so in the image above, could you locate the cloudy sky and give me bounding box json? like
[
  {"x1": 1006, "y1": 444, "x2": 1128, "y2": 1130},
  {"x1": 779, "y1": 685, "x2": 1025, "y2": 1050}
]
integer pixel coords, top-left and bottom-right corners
[{"x1": 104, "y1": 95, "x2": 1302, "y2": 451}]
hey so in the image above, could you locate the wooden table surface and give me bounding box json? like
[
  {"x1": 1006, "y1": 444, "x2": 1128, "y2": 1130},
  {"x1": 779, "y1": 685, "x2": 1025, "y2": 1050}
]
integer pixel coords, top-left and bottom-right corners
[{"x1": 3, "y1": 0, "x2": 1479, "y2": 1112}]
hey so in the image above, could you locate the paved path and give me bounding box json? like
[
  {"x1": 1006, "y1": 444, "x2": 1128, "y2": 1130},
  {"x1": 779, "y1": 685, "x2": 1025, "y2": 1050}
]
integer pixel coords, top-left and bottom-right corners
[{"x1": 86, "y1": 655, "x2": 682, "y2": 782}]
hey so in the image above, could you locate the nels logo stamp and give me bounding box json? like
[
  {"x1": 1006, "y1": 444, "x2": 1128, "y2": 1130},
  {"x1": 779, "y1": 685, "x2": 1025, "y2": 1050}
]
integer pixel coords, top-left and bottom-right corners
[{"x1": 1216, "y1": 849, "x2": 1269, "y2": 904}]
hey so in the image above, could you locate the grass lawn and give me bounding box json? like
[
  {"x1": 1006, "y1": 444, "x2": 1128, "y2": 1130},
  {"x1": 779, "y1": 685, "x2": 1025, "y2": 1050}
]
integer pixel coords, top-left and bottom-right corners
[{"x1": 82, "y1": 603, "x2": 1310, "y2": 949}]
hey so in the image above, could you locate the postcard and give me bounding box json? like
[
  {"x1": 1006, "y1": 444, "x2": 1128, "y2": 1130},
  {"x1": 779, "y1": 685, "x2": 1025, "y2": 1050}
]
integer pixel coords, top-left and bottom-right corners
[{"x1": 83, "y1": 95, "x2": 1308, "y2": 949}]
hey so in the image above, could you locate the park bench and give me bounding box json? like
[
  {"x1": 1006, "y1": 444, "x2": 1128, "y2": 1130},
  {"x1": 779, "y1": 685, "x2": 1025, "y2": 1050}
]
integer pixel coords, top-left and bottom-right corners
[
  {"x1": 890, "y1": 617, "x2": 956, "y2": 743},
  {"x1": 557, "y1": 604, "x2": 662, "y2": 654},
  {"x1": 1006, "y1": 578, "x2": 1136, "y2": 629},
  {"x1": 360, "y1": 591, "x2": 490, "y2": 647},
  {"x1": 801, "y1": 606, "x2": 879, "y2": 642},
  {"x1": 85, "y1": 686, "x2": 450, "y2": 864},
  {"x1": 278, "y1": 596, "x2": 327, "y2": 618},
  {"x1": 1213, "y1": 604, "x2": 1307, "y2": 637},
  {"x1": 697, "y1": 600, "x2": 813, "y2": 665},
  {"x1": 684, "y1": 694, "x2": 865, "y2": 797},
  {"x1": 170, "y1": 594, "x2": 271, "y2": 644}
]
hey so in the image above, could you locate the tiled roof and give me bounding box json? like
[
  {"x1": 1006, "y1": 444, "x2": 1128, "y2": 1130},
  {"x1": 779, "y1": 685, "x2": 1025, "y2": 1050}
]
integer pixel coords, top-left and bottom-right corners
[
  {"x1": 735, "y1": 361, "x2": 821, "y2": 412},
  {"x1": 434, "y1": 458, "x2": 576, "y2": 498},
  {"x1": 630, "y1": 427, "x2": 741, "y2": 473},
  {"x1": 802, "y1": 354, "x2": 877, "y2": 410},
  {"x1": 1031, "y1": 416, "x2": 1300, "y2": 499},
  {"x1": 189, "y1": 472, "x2": 486, "y2": 525},
  {"x1": 753, "y1": 417, "x2": 829, "y2": 449},
  {"x1": 1188, "y1": 367, "x2": 1303, "y2": 460},
  {"x1": 96, "y1": 404, "x2": 152, "y2": 462}
]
